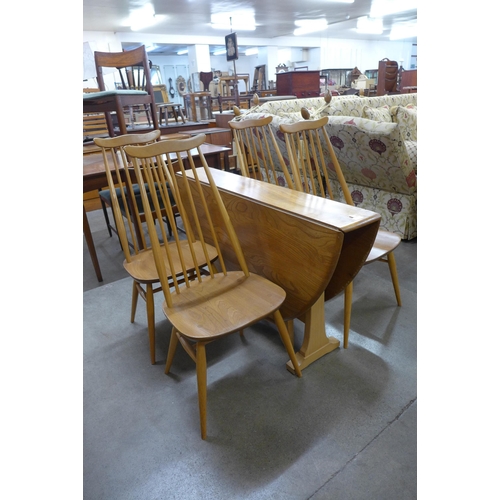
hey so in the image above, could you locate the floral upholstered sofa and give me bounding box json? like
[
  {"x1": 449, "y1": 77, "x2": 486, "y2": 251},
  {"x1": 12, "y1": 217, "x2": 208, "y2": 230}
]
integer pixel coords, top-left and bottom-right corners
[{"x1": 232, "y1": 93, "x2": 417, "y2": 239}]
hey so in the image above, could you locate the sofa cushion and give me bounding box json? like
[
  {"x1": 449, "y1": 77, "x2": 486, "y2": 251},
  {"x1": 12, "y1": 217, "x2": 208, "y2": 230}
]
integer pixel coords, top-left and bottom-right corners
[
  {"x1": 391, "y1": 104, "x2": 417, "y2": 141},
  {"x1": 363, "y1": 105, "x2": 392, "y2": 122}
]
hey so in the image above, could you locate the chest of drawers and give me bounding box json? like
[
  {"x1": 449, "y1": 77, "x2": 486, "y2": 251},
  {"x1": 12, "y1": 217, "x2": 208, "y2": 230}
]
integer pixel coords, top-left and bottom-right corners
[{"x1": 276, "y1": 71, "x2": 320, "y2": 98}]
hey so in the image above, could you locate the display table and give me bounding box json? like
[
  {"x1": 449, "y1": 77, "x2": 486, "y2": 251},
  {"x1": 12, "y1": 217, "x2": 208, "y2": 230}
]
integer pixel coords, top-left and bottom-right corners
[
  {"x1": 183, "y1": 92, "x2": 213, "y2": 122},
  {"x1": 218, "y1": 75, "x2": 250, "y2": 96}
]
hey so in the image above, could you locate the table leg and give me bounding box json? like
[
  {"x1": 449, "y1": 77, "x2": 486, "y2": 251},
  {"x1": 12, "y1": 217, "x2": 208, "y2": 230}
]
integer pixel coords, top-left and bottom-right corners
[
  {"x1": 286, "y1": 292, "x2": 340, "y2": 373},
  {"x1": 83, "y1": 205, "x2": 103, "y2": 282}
]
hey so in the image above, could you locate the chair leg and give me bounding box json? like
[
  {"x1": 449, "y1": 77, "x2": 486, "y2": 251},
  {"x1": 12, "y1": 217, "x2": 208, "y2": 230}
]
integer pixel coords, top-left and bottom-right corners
[
  {"x1": 273, "y1": 310, "x2": 302, "y2": 378},
  {"x1": 196, "y1": 342, "x2": 208, "y2": 440},
  {"x1": 131, "y1": 281, "x2": 139, "y2": 323},
  {"x1": 386, "y1": 251, "x2": 402, "y2": 306},
  {"x1": 99, "y1": 194, "x2": 112, "y2": 237},
  {"x1": 146, "y1": 284, "x2": 155, "y2": 364},
  {"x1": 344, "y1": 281, "x2": 353, "y2": 349},
  {"x1": 165, "y1": 327, "x2": 180, "y2": 374}
]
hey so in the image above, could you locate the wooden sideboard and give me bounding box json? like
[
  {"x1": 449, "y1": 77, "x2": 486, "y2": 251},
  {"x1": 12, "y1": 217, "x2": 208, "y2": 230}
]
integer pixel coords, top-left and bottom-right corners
[{"x1": 276, "y1": 71, "x2": 321, "y2": 98}]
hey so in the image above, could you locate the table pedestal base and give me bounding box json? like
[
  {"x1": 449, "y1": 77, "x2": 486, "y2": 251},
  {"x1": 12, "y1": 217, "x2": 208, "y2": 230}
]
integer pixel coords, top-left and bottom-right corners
[{"x1": 286, "y1": 293, "x2": 340, "y2": 373}]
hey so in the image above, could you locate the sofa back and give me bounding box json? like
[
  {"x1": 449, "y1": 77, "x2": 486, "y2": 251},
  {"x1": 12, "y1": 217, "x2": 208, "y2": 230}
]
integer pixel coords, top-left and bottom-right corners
[{"x1": 236, "y1": 93, "x2": 417, "y2": 196}]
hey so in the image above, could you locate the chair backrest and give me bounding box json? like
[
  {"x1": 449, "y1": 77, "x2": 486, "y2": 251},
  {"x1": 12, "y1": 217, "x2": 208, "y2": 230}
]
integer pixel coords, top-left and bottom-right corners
[
  {"x1": 94, "y1": 130, "x2": 162, "y2": 260},
  {"x1": 199, "y1": 71, "x2": 213, "y2": 92},
  {"x1": 94, "y1": 45, "x2": 154, "y2": 96},
  {"x1": 278, "y1": 115, "x2": 354, "y2": 205},
  {"x1": 229, "y1": 115, "x2": 294, "y2": 187},
  {"x1": 124, "y1": 134, "x2": 250, "y2": 308},
  {"x1": 153, "y1": 84, "x2": 170, "y2": 104}
]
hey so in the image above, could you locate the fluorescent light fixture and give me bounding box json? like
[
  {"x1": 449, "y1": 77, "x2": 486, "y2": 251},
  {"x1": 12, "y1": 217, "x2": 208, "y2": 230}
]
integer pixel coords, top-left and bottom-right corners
[
  {"x1": 211, "y1": 12, "x2": 256, "y2": 31},
  {"x1": 212, "y1": 48, "x2": 227, "y2": 56},
  {"x1": 125, "y1": 4, "x2": 165, "y2": 31},
  {"x1": 390, "y1": 22, "x2": 417, "y2": 40},
  {"x1": 331, "y1": 0, "x2": 354, "y2": 2},
  {"x1": 356, "y1": 16, "x2": 384, "y2": 35},
  {"x1": 293, "y1": 19, "x2": 328, "y2": 36},
  {"x1": 370, "y1": 0, "x2": 417, "y2": 17},
  {"x1": 177, "y1": 49, "x2": 188, "y2": 55},
  {"x1": 245, "y1": 47, "x2": 258, "y2": 56}
]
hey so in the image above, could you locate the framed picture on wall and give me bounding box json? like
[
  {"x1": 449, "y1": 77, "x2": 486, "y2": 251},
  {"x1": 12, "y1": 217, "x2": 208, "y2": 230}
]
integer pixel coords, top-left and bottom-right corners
[{"x1": 225, "y1": 33, "x2": 238, "y2": 61}]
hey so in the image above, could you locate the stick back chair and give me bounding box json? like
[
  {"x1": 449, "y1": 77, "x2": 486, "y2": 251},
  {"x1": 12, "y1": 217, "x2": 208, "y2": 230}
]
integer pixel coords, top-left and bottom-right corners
[
  {"x1": 278, "y1": 115, "x2": 402, "y2": 348},
  {"x1": 229, "y1": 115, "x2": 292, "y2": 183},
  {"x1": 94, "y1": 132, "x2": 219, "y2": 365},
  {"x1": 124, "y1": 133, "x2": 302, "y2": 439}
]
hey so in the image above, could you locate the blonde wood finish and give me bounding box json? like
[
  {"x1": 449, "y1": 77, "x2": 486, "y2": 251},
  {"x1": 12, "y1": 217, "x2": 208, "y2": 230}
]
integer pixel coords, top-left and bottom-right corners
[
  {"x1": 218, "y1": 74, "x2": 250, "y2": 96},
  {"x1": 186, "y1": 167, "x2": 380, "y2": 371},
  {"x1": 279, "y1": 116, "x2": 402, "y2": 347},
  {"x1": 93, "y1": 131, "x2": 219, "y2": 365},
  {"x1": 124, "y1": 134, "x2": 302, "y2": 440},
  {"x1": 229, "y1": 115, "x2": 293, "y2": 184}
]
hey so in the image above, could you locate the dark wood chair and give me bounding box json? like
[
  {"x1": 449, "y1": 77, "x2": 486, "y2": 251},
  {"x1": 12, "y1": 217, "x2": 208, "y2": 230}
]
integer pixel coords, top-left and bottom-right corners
[
  {"x1": 83, "y1": 45, "x2": 160, "y2": 136},
  {"x1": 199, "y1": 71, "x2": 213, "y2": 92}
]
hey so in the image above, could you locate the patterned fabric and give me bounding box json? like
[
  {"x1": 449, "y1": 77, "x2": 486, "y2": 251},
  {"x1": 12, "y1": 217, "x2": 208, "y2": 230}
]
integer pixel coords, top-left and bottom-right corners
[
  {"x1": 391, "y1": 104, "x2": 417, "y2": 141},
  {"x1": 234, "y1": 93, "x2": 418, "y2": 239},
  {"x1": 362, "y1": 105, "x2": 392, "y2": 122}
]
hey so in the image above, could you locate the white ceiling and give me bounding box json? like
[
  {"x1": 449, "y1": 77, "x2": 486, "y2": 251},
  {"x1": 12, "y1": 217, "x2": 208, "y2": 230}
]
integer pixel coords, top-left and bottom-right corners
[{"x1": 83, "y1": 0, "x2": 417, "y2": 57}]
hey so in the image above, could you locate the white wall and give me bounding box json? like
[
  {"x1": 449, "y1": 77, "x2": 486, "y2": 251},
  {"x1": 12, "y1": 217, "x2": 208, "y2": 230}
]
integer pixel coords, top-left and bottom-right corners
[{"x1": 83, "y1": 31, "x2": 414, "y2": 92}]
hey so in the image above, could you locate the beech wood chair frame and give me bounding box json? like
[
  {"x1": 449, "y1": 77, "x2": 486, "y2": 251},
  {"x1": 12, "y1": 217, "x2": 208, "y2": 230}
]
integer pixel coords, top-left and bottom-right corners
[
  {"x1": 278, "y1": 115, "x2": 402, "y2": 347},
  {"x1": 94, "y1": 131, "x2": 218, "y2": 365},
  {"x1": 124, "y1": 133, "x2": 302, "y2": 439}
]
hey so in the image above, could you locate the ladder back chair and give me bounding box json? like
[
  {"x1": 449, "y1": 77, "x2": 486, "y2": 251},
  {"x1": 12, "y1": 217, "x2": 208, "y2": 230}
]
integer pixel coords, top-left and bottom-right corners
[
  {"x1": 278, "y1": 114, "x2": 402, "y2": 348},
  {"x1": 94, "y1": 131, "x2": 219, "y2": 365},
  {"x1": 124, "y1": 133, "x2": 302, "y2": 440},
  {"x1": 84, "y1": 45, "x2": 160, "y2": 137}
]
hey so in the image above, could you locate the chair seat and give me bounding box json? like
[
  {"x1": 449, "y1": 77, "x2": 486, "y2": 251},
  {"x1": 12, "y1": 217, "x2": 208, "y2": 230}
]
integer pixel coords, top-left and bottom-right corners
[
  {"x1": 83, "y1": 90, "x2": 149, "y2": 101},
  {"x1": 99, "y1": 183, "x2": 175, "y2": 216},
  {"x1": 124, "y1": 241, "x2": 219, "y2": 284},
  {"x1": 366, "y1": 230, "x2": 402, "y2": 263},
  {"x1": 164, "y1": 272, "x2": 286, "y2": 340}
]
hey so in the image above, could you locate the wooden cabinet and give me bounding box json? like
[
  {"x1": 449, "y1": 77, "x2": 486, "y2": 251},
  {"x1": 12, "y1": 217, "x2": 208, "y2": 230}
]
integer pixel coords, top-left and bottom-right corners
[
  {"x1": 377, "y1": 59, "x2": 399, "y2": 96},
  {"x1": 276, "y1": 71, "x2": 320, "y2": 98},
  {"x1": 400, "y1": 69, "x2": 417, "y2": 92}
]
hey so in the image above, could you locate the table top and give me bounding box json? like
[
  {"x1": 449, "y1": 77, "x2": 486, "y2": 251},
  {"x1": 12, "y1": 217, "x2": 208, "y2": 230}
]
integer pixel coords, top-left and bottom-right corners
[
  {"x1": 218, "y1": 75, "x2": 249, "y2": 81},
  {"x1": 84, "y1": 142, "x2": 231, "y2": 179},
  {"x1": 202, "y1": 167, "x2": 380, "y2": 234},
  {"x1": 184, "y1": 167, "x2": 381, "y2": 318}
]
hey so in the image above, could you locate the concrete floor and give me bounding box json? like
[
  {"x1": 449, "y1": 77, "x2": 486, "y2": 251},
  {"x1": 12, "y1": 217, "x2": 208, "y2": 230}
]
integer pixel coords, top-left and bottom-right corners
[{"x1": 83, "y1": 207, "x2": 417, "y2": 499}]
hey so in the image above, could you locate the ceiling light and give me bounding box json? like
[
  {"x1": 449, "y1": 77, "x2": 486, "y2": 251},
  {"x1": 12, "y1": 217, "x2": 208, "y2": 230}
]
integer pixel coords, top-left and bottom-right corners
[
  {"x1": 370, "y1": 0, "x2": 417, "y2": 17},
  {"x1": 245, "y1": 47, "x2": 258, "y2": 56},
  {"x1": 390, "y1": 22, "x2": 417, "y2": 40},
  {"x1": 177, "y1": 49, "x2": 188, "y2": 55},
  {"x1": 356, "y1": 17, "x2": 384, "y2": 35},
  {"x1": 125, "y1": 4, "x2": 165, "y2": 31},
  {"x1": 212, "y1": 48, "x2": 227, "y2": 56},
  {"x1": 293, "y1": 19, "x2": 328, "y2": 36}
]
